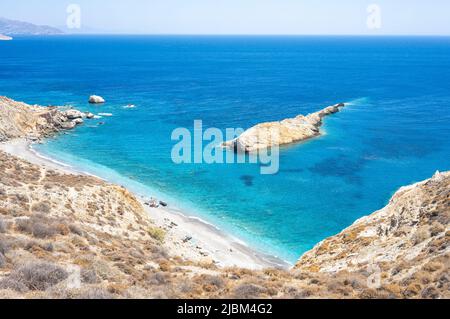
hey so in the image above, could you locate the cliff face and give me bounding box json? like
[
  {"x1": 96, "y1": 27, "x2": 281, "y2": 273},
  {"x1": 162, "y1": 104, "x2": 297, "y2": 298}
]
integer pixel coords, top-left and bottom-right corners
[{"x1": 223, "y1": 103, "x2": 345, "y2": 153}]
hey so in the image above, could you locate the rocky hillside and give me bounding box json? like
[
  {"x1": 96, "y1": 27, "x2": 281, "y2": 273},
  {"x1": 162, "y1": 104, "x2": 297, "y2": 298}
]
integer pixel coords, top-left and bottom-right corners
[
  {"x1": 297, "y1": 171, "x2": 449, "y2": 297},
  {"x1": 0, "y1": 96, "x2": 448, "y2": 299}
]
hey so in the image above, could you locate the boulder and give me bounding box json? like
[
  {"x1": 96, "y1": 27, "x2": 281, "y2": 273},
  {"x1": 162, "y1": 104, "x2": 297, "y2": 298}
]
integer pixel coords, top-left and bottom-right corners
[
  {"x1": 72, "y1": 118, "x2": 84, "y2": 125},
  {"x1": 64, "y1": 109, "x2": 84, "y2": 120},
  {"x1": 85, "y1": 112, "x2": 95, "y2": 119},
  {"x1": 60, "y1": 121, "x2": 76, "y2": 130},
  {"x1": 144, "y1": 199, "x2": 159, "y2": 208},
  {"x1": 89, "y1": 95, "x2": 105, "y2": 104},
  {"x1": 159, "y1": 201, "x2": 168, "y2": 207}
]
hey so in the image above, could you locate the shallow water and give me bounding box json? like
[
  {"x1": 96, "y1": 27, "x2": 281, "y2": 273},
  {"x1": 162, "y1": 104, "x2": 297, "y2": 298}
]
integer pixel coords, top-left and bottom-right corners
[{"x1": 1, "y1": 36, "x2": 449, "y2": 263}]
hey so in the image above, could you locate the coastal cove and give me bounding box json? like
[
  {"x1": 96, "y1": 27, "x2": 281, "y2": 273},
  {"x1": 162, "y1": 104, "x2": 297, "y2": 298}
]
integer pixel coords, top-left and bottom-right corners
[
  {"x1": 0, "y1": 91, "x2": 448, "y2": 299},
  {"x1": 1, "y1": 36, "x2": 450, "y2": 264},
  {"x1": 0, "y1": 138, "x2": 289, "y2": 270}
]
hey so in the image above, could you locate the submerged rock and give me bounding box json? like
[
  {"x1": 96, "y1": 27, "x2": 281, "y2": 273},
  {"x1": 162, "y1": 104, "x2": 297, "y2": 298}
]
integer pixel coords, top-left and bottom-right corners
[
  {"x1": 89, "y1": 95, "x2": 105, "y2": 104},
  {"x1": 85, "y1": 112, "x2": 95, "y2": 119}
]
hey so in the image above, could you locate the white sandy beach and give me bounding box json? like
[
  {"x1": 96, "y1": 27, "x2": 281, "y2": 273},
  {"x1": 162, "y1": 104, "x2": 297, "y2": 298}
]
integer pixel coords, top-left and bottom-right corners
[{"x1": 0, "y1": 138, "x2": 290, "y2": 270}]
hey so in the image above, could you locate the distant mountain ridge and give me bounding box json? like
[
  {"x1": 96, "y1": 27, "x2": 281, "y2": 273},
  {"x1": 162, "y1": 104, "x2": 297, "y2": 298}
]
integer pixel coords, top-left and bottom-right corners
[{"x1": 0, "y1": 17, "x2": 63, "y2": 35}]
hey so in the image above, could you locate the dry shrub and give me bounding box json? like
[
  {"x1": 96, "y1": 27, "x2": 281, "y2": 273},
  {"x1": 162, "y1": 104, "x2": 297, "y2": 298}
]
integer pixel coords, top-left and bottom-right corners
[
  {"x1": 421, "y1": 286, "x2": 440, "y2": 299},
  {"x1": 68, "y1": 224, "x2": 83, "y2": 236},
  {"x1": 31, "y1": 202, "x2": 51, "y2": 213},
  {"x1": 411, "y1": 228, "x2": 430, "y2": 245},
  {"x1": 196, "y1": 275, "x2": 225, "y2": 292},
  {"x1": 202, "y1": 275, "x2": 225, "y2": 289},
  {"x1": 0, "y1": 218, "x2": 6, "y2": 233},
  {"x1": 0, "y1": 261, "x2": 68, "y2": 291},
  {"x1": 233, "y1": 283, "x2": 266, "y2": 299},
  {"x1": 147, "y1": 272, "x2": 169, "y2": 286},
  {"x1": 0, "y1": 288, "x2": 21, "y2": 299},
  {"x1": 0, "y1": 277, "x2": 29, "y2": 293},
  {"x1": 429, "y1": 222, "x2": 445, "y2": 236},
  {"x1": 0, "y1": 252, "x2": 6, "y2": 268},
  {"x1": 77, "y1": 287, "x2": 114, "y2": 299},
  {"x1": 81, "y1": 268, "x2": 99, "y2": 284},
  {"x1": 24, "y1": 240, "x2": 51, "y2": 252},
  {"x1": 359, "y1": 288, "x2": 382, "y2": 299},
  {"x1": 177, "y1": 282, "x2": 194, "y2": 294},
  {"x1": 31, "y1": 222, "x2": 59, "y2": 239},
  {"x1": 0, "y1": 239, "x2": 8, "y2": 255},
  {"x1": 422, "y1": 261, "x2": 443, "y2": 273},
  {"x1": 15, "y1": 215, "x2": 70, "y2": 239},
  {"x1": 147, "y1": 227, "x2": 165, "y2": 242},
  {"x1": 403, "y1": 283, "x2": 422, "y2": 297}
]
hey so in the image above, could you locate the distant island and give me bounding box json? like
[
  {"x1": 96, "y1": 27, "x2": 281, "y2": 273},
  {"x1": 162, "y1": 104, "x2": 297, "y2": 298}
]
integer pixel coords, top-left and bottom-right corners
[
  {"x1": 0, "y1": 34, "x2": 12, "y2": 40},
  {"x1": 0, "y1": 17, "x2": 63, "y2": 36}
]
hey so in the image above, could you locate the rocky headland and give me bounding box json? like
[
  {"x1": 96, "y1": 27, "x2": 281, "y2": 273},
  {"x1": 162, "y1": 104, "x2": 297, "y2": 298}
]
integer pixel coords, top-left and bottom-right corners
[
  {"x1": 223, "y1": 103, "x2": 345, "y2": 153},
  {"x1": 0, "y1": 96, "x2": 448, "y2": 299},
  {"x1": 0, "y1": 96, "x2": 91, "y2": 142}
]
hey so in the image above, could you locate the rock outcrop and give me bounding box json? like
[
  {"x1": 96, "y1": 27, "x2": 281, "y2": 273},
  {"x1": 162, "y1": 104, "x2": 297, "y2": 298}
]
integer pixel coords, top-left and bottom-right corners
[
  {"x1": 296, "y1": 171, "x2": 449, "y2": 296},
  {"x1": 63, "y1": 109, "x2": 85, "y2": 120},
  {"x1": 88, "y1": 95, "x2": 105, "y2": 104},
  {"x1": 223, "y1": 103, "x2": 345, "y2": 153},
  {"x1": 0, "y1": 97, "x2": 86, "y2": 142}
]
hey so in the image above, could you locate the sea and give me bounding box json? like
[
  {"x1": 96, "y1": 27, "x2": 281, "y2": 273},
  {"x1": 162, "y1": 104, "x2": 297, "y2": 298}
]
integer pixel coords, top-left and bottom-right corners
[{"x1": 1, "y1": 35, "x2": 449, "y2": 263}]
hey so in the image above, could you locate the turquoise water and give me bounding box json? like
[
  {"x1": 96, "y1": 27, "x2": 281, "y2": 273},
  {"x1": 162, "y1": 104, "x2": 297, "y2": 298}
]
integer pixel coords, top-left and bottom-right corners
[{"x1": 1, "y1": 36, "x2": 449, "y2": 263}]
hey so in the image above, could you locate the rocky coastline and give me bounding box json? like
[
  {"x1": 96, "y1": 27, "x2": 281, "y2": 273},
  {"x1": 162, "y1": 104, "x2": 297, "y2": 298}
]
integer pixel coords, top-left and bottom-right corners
[{"x1": 0, "y1": 96, "x2": 93, "y2": 142}]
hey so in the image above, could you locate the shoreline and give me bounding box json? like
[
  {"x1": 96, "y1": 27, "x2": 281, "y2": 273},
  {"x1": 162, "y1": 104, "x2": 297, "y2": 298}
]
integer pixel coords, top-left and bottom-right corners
[{"x1": 0, "y1": 138, "x2": 290, "y2": 270}]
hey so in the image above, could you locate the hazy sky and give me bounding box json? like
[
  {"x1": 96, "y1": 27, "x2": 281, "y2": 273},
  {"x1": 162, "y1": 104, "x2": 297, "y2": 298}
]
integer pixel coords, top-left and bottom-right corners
[{"x1": 1, "y1": 0, "x2": 449, "y2": 35}]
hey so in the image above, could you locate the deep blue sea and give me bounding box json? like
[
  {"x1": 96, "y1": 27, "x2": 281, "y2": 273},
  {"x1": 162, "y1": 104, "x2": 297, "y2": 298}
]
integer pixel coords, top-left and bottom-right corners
[{"x1": 1, "y1": 36, "x2": 449, "y2": 263}]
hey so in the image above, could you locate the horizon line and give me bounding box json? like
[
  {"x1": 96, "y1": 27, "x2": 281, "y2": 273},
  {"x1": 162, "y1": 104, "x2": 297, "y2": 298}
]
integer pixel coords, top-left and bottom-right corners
[{"x1": 11, "y1": 33, "x2": 450, "y2": 37}]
